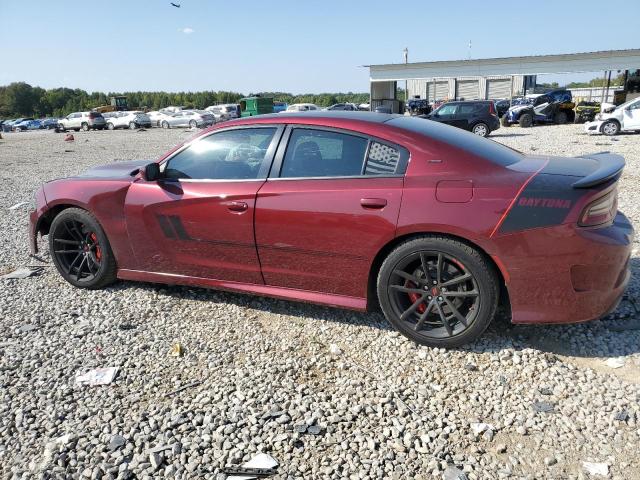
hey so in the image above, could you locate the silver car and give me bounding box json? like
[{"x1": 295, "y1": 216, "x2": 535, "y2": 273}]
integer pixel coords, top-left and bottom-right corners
[
  {"x1": 58, "y1": 112, "x2": 107, "y2": 131},
  {"x1": 159, "y1": 110, "x2": 215, "y2": 129}
]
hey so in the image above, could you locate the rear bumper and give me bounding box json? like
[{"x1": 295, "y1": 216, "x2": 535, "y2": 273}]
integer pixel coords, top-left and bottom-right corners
[{"x1": 495, "y1": 212, "x2": 634, "y2": 324}]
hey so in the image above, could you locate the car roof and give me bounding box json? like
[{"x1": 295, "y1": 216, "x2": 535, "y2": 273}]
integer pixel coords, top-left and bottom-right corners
[{"x1": 254, "y1": 111, "x2": 399, "y2": 123}]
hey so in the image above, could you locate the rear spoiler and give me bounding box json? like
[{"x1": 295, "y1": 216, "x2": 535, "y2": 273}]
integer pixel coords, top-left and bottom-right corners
[{"x1": 572, "y1": 152, "x2": 625, "y2": 189}]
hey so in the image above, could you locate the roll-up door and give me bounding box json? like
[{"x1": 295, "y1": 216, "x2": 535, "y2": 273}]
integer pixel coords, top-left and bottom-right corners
[
  {"x1": 487, "y1": 78, "x2": 512, "y2": 99},
  {"x1": 456, "y1": 80, "x2": 479, "y2": 100},
  {"x1": 428, "y1": 81, "x2": 448, "y2": 101}
]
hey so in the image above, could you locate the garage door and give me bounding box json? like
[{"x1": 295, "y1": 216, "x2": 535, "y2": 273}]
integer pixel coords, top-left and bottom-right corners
[
  {"x1": 456, "y1": 80, "x2": 479, "y2": 100},
  {"x1": 487, "y1": 78, "x2": 511, "y2": 99},
  {"x1": 427, "y1": 81, "x2": 449, "y2": 102}
]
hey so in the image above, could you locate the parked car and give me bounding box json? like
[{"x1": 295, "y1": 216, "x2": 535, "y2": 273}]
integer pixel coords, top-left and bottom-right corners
[
  {"x1": 41, "y1": 118, "x2": 60, "y2": 129},
  {"x1": 325, "y1": 103, "x2": 359, "y2": 111},
  {"x1": 158, "y1": 110, "x2": 215, "y2": 129},
  {"x1": 406, "y1": 98, "x2": 432, "y2": 116},
  {"x1": 502, "y1": 89, "x2": 575, "y2": 127},
  {"x1": 29, "y1": 112, "x2": 632, "y2": 348},
  {"x1": 58, "y1": 112, "x2": 106, "y2": 131},
  {"x1": 421, "y1": 100, "x2": 500, "y2": 137},
  {"x1": 104, "y1": 111, "x2": 152, "y2": 130},
  {"x1": 585, "y1": 96, "x2": 640, "y2": 135},
  {"x1": 12, "y1": 118, "x2": 37, "y2": 132},
  {"x1": 284, "y1": 103, "x2": 319, "y2": 112},
  {"x1": 573, "y1": 101, "x2": 601, "y2": 124},
  {"x1": 206, "y1": 104, "x2": 240, "y2": 120},
  {"x1": 273, "y1": 102, "x2": 287, "y2": 113}
]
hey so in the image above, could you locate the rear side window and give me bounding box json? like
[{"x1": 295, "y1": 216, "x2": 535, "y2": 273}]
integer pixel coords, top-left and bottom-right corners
[
  {"x1": 365, "y1": 142, "x2": 401, "y2": 175},
  {"x1": 164, "y1": 128, "x2": 277, "y2": 180},
  {"x1": 280, "y1": 129, "x2": 368, "y2": 178}
]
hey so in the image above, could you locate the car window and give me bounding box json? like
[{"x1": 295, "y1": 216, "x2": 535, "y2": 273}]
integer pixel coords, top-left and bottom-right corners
[
  {"x1": 280, "y1": 128, "x2": 368, "y2": 178},
  {"x1": 164, "y1": 128, "x2": 277, "y2": 180},
  {"x1": 457, "y1": 104, "x2": 477, "y2": 115},
  {"x1": 437, "y1": 104, "x2": 457, "y2": 115},
  {"x1": 628, "y1": 101, "x2": 640, "y2": 110},
  {"x1": 364, "y1": 142, "x2": 401, "y2": 175}
]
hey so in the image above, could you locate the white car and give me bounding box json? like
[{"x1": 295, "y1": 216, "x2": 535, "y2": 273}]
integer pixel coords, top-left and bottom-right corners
[
  {"x1": 283, "y1": 103, "x2": 319, "y2": 113},
  {"x1": 585, "y1": 97, "x2": 640, "y2": 136},
  {"x1": 104, "y1": 111, "x2": 152, "y2": 130},
  {"x1": 205, "y1": 104, "x2": 239, "y2": 120},
  {"x1": 58, "y1": 112, "x2": 107, "y2": 131},
  {"x1": 158, "y1": 110, "x2": 215, "y2": 129}
]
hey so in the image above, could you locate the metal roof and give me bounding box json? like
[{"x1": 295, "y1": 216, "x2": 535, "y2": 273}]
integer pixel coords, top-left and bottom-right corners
[{"x1": 367, "y1": 49, "x2": 640, "y2": 81}]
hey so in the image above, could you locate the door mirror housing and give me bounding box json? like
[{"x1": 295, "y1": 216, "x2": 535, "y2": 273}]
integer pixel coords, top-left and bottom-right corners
[{"x1": 143, "y1": 162, "x2": 161, "y2": 181}]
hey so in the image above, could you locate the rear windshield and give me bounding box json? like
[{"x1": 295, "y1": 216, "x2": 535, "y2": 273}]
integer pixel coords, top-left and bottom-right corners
[{"x1": 388, "y1": 116, "x2": 521, "y2": 167}]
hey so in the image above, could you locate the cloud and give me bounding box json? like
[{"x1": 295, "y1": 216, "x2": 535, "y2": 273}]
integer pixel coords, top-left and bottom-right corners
[{"x1": 181, "y1": 27, "x2": 194, "y2": 34}]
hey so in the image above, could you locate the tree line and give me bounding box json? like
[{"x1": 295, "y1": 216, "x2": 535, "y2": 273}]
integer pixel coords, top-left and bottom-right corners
[{"x1": 0, "y1": 82, "x2": 370, "y2": 118}]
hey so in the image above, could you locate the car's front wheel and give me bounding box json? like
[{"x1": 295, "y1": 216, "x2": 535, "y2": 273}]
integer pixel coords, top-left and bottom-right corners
[
  {"x1": 518, "y1": 113, "x2": 533, "y2": 128},
  {"x1": 377, "y1": 236, "x2": 499, "y2": 348},
  {"x1": 472, "y1": 122, "x2": 489, "y2": 137},
  {"x1": 601, "y1": 120, "x2": 620, "y2": 136},
  {"x1": 49, "y1": 208, "x2": 117, "y2": 289},
  {"x1": 162, "y1": 121, "x2": 169, "y2": 129},
  {"x1": 189, "y1": 120, "x2": 197, "y2": 128},
  {"x1": 129, "y1": 122, "x2": 136, "y2": 130},
  {"x1": 555, "y1": 111, "x2": 568, "y2": 124},
  {"x1": 81, "y1": 123, "x2": 89, "y2": 132},
  {"x1": 107, "y1": 122, "x2": 115, "y2": 130}
]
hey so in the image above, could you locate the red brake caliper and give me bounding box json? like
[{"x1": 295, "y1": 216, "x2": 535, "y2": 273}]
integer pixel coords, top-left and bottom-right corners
[
  {"x1": 90, "y1": 233, "x2": 102, "y2": 262},
  {"x1": 406, "y1": 281, "x2": 426, "y2": 313}
]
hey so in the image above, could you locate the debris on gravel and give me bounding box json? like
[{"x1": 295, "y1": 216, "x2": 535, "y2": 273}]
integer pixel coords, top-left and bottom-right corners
[{"x1": 1, "y1": 126, "x2": 639, "y2": 478}]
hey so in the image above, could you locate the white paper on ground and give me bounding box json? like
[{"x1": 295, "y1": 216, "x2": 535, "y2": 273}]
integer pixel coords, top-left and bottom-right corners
[
  {"x1": 8, "y1": 201, "x2": 29, "y2": 210},
  {"x1": 75, "y1": 367, "x2": 119, "y2": 386},
  {"x1": 582, "y1": 461, "x2": 609, "y2": 476},
  {"x1": 226, "y1": 453, "x2": 279, "y2": 479},
  {"x1": 1, "y1": 267, "x2": 40, "y2": 280}
]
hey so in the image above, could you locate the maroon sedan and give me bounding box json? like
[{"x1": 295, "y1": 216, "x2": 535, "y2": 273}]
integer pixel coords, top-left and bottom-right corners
[{"x1": 29, "y1": 112, "x2": 633, "y2": 347}]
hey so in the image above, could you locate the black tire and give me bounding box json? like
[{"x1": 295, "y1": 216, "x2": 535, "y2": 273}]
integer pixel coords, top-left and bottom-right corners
[
  {"x1": 518, "y1": 113, "x2": 533, "y2": 128},
  {"x1": 377, "y1": 236, "x2": 499, "y2": 348},
  {"x1": 58, "y1": 124, "x2": 66, "y2": 132},
  {"x1": 501, "y1": 115, "x2": 510, "y2": 127},
  {"x1": 162, "y1": 121, "x2": 169, "y2": 129},
  {"x1": 574, "y1": 114, "x2": 583, "y2": 124},
  {"x1": 107, "y1": 122, "x2": 115, "y2": 130},
  {"x1": 189, "y1": 120, "x2": 197, "y2": 128},
  {"x1": 601, "y1": 120, "x2": 620, "y2": 136},
  {"x1": 129, "y1": 122, "x2": 136, "y2": 130},
  {"x1": 81, "y1": 123, "x2": 89, "y2": 132},
  {"x1": 74, "y1": 128, "x2": 80, "y2": 132},
  {"x1": 471, "y1": 122, "x2": 490, "y2": 137},
  {"x1": 555, "y1": 111, "x2": 568, "y2": 124},
  {"x1": 48, "y1": 208, "x2": 117, "y2": 289}
]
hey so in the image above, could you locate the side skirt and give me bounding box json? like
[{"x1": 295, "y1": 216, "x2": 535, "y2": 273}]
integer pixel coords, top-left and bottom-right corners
[{"x1": 117, "y1": 269, "x2": 367, "y2": 311}]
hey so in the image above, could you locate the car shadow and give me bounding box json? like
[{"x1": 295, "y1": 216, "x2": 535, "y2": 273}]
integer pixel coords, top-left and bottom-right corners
[
  {"x1": 110, "y1": 257, "x2": 639, "y2": 359},
  {"x1": 489, "y1": 133, "x2": 527, "y2": 138}
]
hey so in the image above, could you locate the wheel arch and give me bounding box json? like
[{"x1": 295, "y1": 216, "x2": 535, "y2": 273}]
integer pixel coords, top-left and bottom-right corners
[
  {"x1": 367, "y1": 231, "x2": 510, "y2": 314},
  {"x1": 36, "y1": 202, "x2": 88, "y2": 237}
]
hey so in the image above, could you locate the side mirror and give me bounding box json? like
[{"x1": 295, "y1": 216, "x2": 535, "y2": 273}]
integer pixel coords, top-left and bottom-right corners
[{"x1": 143, "y1": 163, "x2": 161, "y2": 181}]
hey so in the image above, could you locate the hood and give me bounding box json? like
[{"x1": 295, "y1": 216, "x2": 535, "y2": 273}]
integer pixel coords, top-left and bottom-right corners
[
  {"x1": 76, "y1": 159, "x2": 150, "y2": 180},
  {"x1": 508, "y1": 104, "x2": 530, "y2": 113}
]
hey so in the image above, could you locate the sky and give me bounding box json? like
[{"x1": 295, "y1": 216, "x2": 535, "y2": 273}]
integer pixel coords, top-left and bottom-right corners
[{"x1": 1, "y1": 0, "x2": 638, "y2": 94}]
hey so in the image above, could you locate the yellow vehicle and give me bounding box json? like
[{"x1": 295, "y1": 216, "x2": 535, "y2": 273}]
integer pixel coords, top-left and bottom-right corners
[{"x1": 95, "y1": 96, "x2": 129, "y2": 113}]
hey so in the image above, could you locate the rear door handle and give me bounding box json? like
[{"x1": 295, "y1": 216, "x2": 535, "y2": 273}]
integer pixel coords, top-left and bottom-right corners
[
  {"x1": 225, "y1": 201, "x2": 248, "y2": 212},
  {"x1": 360, "y1": 198, "x2": 387, "y2": 209}
]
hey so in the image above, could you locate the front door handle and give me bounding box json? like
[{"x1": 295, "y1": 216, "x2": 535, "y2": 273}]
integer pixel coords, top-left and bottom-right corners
[
  {"x1": 360, "y1": 198, "x2": 387, "y2": 209},
  {"x1": 225, "y1": 201, "x2": 248, "y2": 212}
]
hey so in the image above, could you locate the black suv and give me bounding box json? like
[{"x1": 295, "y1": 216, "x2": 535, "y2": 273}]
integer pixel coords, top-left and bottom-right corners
[{"x1": 421, "y1": 100, "x2": 500, "y2": 137}]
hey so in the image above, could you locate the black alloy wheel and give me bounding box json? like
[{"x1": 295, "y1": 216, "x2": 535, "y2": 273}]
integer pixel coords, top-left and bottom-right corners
[
  {"x1": 49, "y1": 208, "x2": 117, "y2": 289},
  {"x1": 378, "y1": 236, "x2": 498, "y2": 347}
]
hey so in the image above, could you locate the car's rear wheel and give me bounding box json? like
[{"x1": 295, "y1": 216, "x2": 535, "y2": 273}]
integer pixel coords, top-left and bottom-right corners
[
  {"x1": 49, "y1": 208, "x2": 117, "y2": 289},
  {"x1": 377, "y1": 236, "x2": 499, "y2": 348},
  {"x1": 189, "y1": 120, "x2": 197, "y2": 128},
  {"x1": 601, "y1": 120, "x2": 620, "y2": 136},
  {"x1": 107, "y1": 122, "x2": 115, "y2": 130},
  {"x1": 162, "y1": 121, "x2": 169, "y2": 129},
  {"x1": 518, "y1": 113, "x2": 533, "y2": 128},
  {"x1": 129, "y1": 122, "x2": 136, "y2": 130},
  {"x1": 81, "y1": 123, "x2": 89, "y2": 132},
  {"x1": 472, "y1": 122, "x2": 489, "y2": 137},
  {"x1": 501, "y1": 115, "x2": 510, "y2": 127},
  {"x1": 555, "y1": 111, "x2": 568, "y2": 124}
]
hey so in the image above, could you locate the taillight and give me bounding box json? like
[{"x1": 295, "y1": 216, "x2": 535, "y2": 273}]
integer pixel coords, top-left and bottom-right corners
[
  {"x1": 489, "y1": 102, "x2": 496, "y2": 115},
  {"x1": 578, "y1": 189, "x2": 617, "y2": 227}
]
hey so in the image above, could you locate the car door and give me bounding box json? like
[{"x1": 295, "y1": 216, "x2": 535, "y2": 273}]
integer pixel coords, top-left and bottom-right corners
[
  {"x1": 451, "y1": 103, "x2": 476, "y2": 130},
  {"x1": 124, "y1": 125, "x2": 283, "y2": 283},
  {"x1": 622, "y1": 99, "x2": 640, "y2": 130},
  {"x1": 254, "y1": 126, "x2": 407, "y2": 299},
  {"x1": 429, "y1": 104, "x2": 458, "y2": 125}
]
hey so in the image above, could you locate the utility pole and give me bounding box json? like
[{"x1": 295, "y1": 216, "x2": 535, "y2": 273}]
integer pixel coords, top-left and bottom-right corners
[
  {"x1": 468, "y1": 40, "x2": 472, "y2": 60},
  {"x1": 403, "y1": 47, "x2": 409, "y2": 105}
]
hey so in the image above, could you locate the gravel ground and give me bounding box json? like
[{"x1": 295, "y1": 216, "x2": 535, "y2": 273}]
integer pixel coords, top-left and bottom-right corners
[{"x1": 0, "y1": 124, "x2": 639, "y2": 480}]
